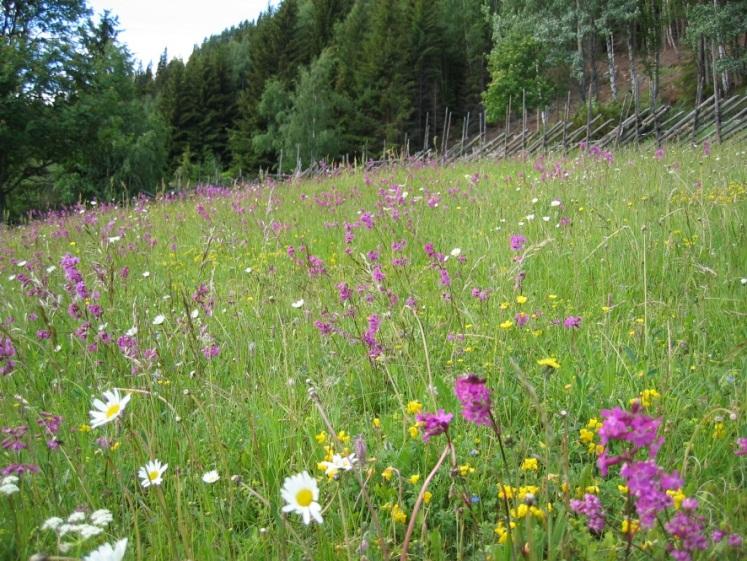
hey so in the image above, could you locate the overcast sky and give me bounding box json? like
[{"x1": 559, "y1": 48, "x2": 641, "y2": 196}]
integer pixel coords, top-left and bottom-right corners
[{"x1": 88, "y1": 0, "x2": 276, "y2": 67}]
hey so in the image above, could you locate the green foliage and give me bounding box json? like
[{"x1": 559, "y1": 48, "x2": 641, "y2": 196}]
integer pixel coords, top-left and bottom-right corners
[
  {"x1": 483, "y1": 29, "x2": 557, "y2": 122},
  {"x1": 281, "y1": 50, "x2": 351, "y2": 168}
]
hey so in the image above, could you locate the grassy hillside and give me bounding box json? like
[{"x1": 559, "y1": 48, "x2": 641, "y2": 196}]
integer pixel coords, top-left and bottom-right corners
[{"x1": 1, "y1": 143, "x2": 746, "y2": 560}]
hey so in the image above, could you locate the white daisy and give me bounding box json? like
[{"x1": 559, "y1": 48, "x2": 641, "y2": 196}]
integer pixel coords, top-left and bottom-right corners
[
  {"x1": 291, "y1": 299, "x2": 304, "y2": 309},
  {"x1": 138, "y1": 459, "x2": 167, "y2": 488},
  {"x1": 152, "y1": 314, "x2": 165, "y2": 326},
  {"x1": 450, "y1": 248, "x2": 461, "y2": 257},
  {"x1": 89, "y1": 389, "x2": 131, "y2": 429},
  {"x1": 280, "y1": 471, "x2": 323, "y2": 525},
  {"x1": 319, "y1": 453, "x2": 357, "y2": 478},
  {"x1": 550, "y1": 199, "x2": 562, "y2": 207},
  {"x1": 83, "y1": 538, "x2": 128, "y2": 561},
  {"x1": 202, "y1": 470, "x2": 220, "y2": 484}
]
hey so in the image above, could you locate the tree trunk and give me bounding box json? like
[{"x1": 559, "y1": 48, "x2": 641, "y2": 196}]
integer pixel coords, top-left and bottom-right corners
[
  {"x1": 692, "y1": 35, "x2": 705, "y2": 143},
  {"x1": 591, "y1": 29, "x2": 600, "y2": 99},
  {"x1": 606, "y1": 32, "x2": 618, "y2": 101},
  {"x1": 627, "y1": 24, "x2": 641, "y2": 143},
  {"x1": 711, "y1": 39, "x2": 722, "y2": 143},
  {"x1": 576, "y1": 0, "x2": 587, "y2": 101}
]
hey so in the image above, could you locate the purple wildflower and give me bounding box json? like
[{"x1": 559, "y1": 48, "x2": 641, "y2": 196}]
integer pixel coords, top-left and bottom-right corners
[
  {"x1": 563, "y1": 316, "x2": 582, "y2": 329},
  {"x1": 439, "y1": 268, "x2": 451, "y2": 287},
  {"x1": 510, "y1": 235, "x2": 527, "y2": 251},
  {"x1": 570, "y1": 493, "x2": 606, "y2": 534},
  {"x1": 337, "y1": 282, "x2": 351, "y2": 302},
  {"x1": 727, "y1": 534, "x2": 743, "y2": 548},
  {"x1": 735, "y1": 437, "x2": 747, "y2": 456},
  {"x1": 1, "y1": 463, "x2": 40, "y2": 476},
  {"x1": 454, "y1": 375, "x2": 492, "y2": 426},
  {"x1": 416, "y1": 410, "x2": 453, "y2": 442}
]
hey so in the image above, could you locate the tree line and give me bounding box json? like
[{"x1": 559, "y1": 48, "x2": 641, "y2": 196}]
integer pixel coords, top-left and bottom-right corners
[{"x1": 1, "y1": 0, "x2": 746, "y2": 220}]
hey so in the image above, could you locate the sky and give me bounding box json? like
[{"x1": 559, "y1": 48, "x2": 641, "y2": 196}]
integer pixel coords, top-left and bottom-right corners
[{"x1": 87, "y1": 0, "x2": 276, "y2": 67}]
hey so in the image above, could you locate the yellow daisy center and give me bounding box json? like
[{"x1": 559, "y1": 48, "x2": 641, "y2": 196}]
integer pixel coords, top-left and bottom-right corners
[
  {"x1": 148, "y1": 470, "x2": 160, "y2": 481},
  {"x1": 295, "y1": 488, "x2": 313, "y2": 507},
  {"x1": 105, "y1": 403, "x2": 121, "y2": 419}
]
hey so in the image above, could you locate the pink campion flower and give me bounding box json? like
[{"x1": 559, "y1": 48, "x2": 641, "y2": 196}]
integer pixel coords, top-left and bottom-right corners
[
  {"x1": 1, "y1": 426, "x2": 28, "y2": 452},
  {"x1": 621, "y1": 460, "x2": 680, "y2": 527},
  {"x1": 727, "y1": 534, "x2": 743, "y2": 548},
  {"x1": 202, "y1": 344, "x2": 220, "y2": 359},
  {"x1": 510, "y1": 235, "x2": 527, "y2": 251},
  {"x1": 0, "y1": 337, "x2": 16, "y2": 376},
  {"x1": 372, "y1": 265, "x2": 385, "y2": 284},
  {"x1": 423, "y1": 243, "x2": 436, "y2": 259},
  {"x1": 570, "y1": 493, "x2": 606, "y2": 534},
  {"x1": 454, "y1": 375, "x2": 492, "y2": 426},
  {"x1": 367, "y1": 250, "x2": 380, "y2": 262},
  {"x1": 735, "y1": 437, "x2": 747, "y2": 456},
  {"x1": 314, "y1": 321, "x2": 334, "y2": 336},
  {"x1": 665, "y1": 511, "x2": 708, "y2": 556},
  {"x1": 359, "y1": 212, "x2": 374, "y2": 229},
  {"x1": 337, "y1": 283, "x2": 351, "y2": 302},
  {"x1": 563, "y1": 316, "x2": 582, "y2": 329},
  {"x1": 654, "y1": 147, "x2": 665, "y2": 160},
  {"x1": 1, "y1": 463, "x2": 40, "y2": 476},
  {"x1": 439, "y1": 268, "x2": 451, "y2": 287},
  {"x1": 416, "y1": 409, "x2": 453, "y2": 442}
]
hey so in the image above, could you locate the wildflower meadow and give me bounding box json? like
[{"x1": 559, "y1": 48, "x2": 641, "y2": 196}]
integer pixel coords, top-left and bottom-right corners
[{"x1": 1, "y1": 143, "x2": 746, "y2": 560}]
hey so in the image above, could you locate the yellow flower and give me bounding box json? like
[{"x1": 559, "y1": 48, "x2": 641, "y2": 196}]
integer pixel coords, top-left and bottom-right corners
[
  {"x1": 78, "y1": 424, "x2": 92, "y2": 433},
  {"x1": 382, "y1": 466, "x2": 395, "y2": 481},
  {"x1": 110, "y1": 441, "x2": 121, "y2": 451},
  {"x1": 712, "y1": 422, "x2": 725, "y2": 439},
  {"x1": 520, "y1": 458, "x2": 539, "y2": 472},
  {"x1": 537, "y1": 357, "x2": 560, "y2": 369},
  {"x1": 499, "y1": 320, "x2": 513, "y2": 330},
  {"x1": 408, "y1": 474, "x2": 420, "y2": 485},
  {"x1": 579, "y1": 428, "x2": 595, "y2": 444},
  {"x1": 516, "y1": 485, "x2": 539, "y2": 501},
  {"x1": 586, "y1": 418, "x2": 603, "y2": 431},
  {"x1": 372, "y1": 417, "x2": 381, "y2": 429},
  {"x1": 601, "y1": 305, "x2": 611, "y2": 313},
  {"x1": 516, "y1": 295, "x2": 528, "y2": 305},
  {"x1": 511, "y1": 504, "x2": 529, "y2": 519},
  {"x1": 391, "y1": 504, "x2": 407, "y2": 524},
  {"x1": 315, "y1": 431, "x2": 328, "y2": 444},
  {"x1": 621, "y1": 518, "x2": 640, "y2": 535},
  {"x1": 494, "y1": 521, "x2": 516, "y2": 544},
  {"x1": 323, "y1": 445, "x2": 334, "y2": 461},
  {"x1": 499, "y1": 301, "x2": 510, "y2": 310},
  {"x1": 408, "y1": 424, "x2": 420, "y2": 439},
  {"x1": 548, "y1": 294, "x2": 558, "y2": 300},
  {"x1": 458, "y1": 464, "x2": 475, "y2": 477},
  {"x1": 529, "y1": 506, "x2": 545, "y2": 521},
  {"x1": 498, "y1": 484, "x2": 514, "y2": 500},
  {"x1": 667, "y1": 489, "x2": 686, "y2": 510},
  {"x1": 406, "y1": 400, "x2": 423, "y2": 415},
  {"x1": 584, "y1": 485, "x2": 600, "y2": 495},
  {"x1": 618, "y1": 485, "x2": 629, "y2": 495},
  {"x1": 337, "y1": 431, "x2": 351, "y2": 444},
  {"x1": 423, "y1": 491, "x2": 433, "y2": 504}
]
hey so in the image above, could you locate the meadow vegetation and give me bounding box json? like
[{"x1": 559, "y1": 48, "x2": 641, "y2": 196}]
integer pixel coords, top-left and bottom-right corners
[{"x1": 0, "y1": 143, "x2": 746, "y2": 560}]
